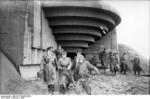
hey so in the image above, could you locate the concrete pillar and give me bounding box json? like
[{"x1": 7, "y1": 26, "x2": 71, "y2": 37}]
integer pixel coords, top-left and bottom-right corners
[
  {"x1": 33, "y1": 1, "x2": 42, "y2": 48},
  {"x1": 83, "y1": 29, "x2": 118, "y2": 60},
  {"x1": 111, "y1": 29, "x2": 118, "y2": 51},
  {"x1": 23, "y1": 2, "x2": 32, "y2": 64},
  {"x1": 23, "y1": 1, "x2": 34, "y2": 64}
]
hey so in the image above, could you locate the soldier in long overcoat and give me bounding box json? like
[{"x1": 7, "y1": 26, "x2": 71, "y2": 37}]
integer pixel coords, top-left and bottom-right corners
[
  {"x1": 132, "y1": 55, "x2": 142, "y2": 75},
  {"x1": 120, "y1": 53, "x2": 128, "y2": 74},
  {"x1": 41, "y1": 47, "x2": 57, "y2": 93},
  {"x1": 58, "y1": 51, "x2": 73, "y2": 94},
  {"x1": 99, "y1": 48, "x2": 109, "y2": 73},
  {"x1": 109, "y1": 51, "x2": 119, "y2": 76}
]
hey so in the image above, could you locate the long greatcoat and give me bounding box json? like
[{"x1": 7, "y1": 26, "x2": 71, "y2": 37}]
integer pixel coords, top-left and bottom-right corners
[
  {"x1": 109, "y1": 55, "x2": 119, "y2": 72},
  {"x1": 99, "y1": 51, "x2": 109, "y2": 69},
  {"x1": 120, "y1": 55, "x2": 128, "y2": 72},
  {"x1": 58, "y1": 57, "x2": 73, "y2": 88},
  {"x1": 133, "y1": 57, "x2": 142, "y2": 72},
  {"x1": 41, "y1": 53, "x2": 57, "y2": 85}
]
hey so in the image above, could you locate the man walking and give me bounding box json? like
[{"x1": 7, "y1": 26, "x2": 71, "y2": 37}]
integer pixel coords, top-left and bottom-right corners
[
  {"x1": 99, "y1": 48, "x2": 108, "y2": 73},
  {"x1": 74, "y1": 54, "x2": 99, "y2": 95},
  {"x1": 120, "y1": 53, "x2": 128, "y2": 74},
  {"x1": 132, "y1": 55, "x2": 142, "y2": 76}
]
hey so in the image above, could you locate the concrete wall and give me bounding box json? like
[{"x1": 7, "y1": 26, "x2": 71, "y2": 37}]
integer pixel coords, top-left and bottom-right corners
[
  {"x1": 83, "y1": 29, "x2": 118, "y2": 61},
  {"x1": 0, "y1": 1, "x2": 27, "y2": 69},
  {"x1": 0, "y1": 0, "x2": 34, "y2": 66},
  {"x1": 0, "y1": 0, "x2": 57, "y2": 66},
  {"x1": 23, "y1": 1, "x2": 57, "y2": 64}
]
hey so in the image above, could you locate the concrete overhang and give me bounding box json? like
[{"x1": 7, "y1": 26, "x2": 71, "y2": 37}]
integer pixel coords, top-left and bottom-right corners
[
  {"x1": 41, "y1": 0, "x2": 121, "y2": 53},
  {"x1": 41, "y1": 0, "x2": 121, "y2": 25}
]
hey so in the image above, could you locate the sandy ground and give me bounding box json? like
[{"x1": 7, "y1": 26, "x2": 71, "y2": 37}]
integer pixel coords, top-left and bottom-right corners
[
  {"x1": 66, "y1": 73, "x2": 150, "y2": 95},
  {"x1": 4, "y1": 73, "x2": 149, "y2": 95}
]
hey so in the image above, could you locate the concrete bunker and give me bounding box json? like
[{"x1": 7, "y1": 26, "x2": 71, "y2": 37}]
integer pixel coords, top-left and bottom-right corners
[{"x1": 0, "y1": 0, "x2": 121, "y2": 79}]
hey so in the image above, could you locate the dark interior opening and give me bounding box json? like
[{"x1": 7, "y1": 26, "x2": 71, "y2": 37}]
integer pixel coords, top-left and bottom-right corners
[
  {"x1": 67, "y1": 53, "x2": 76, "y2": 59},
  {"x1": 67, "y1": 52, "x2": 86, "y2": 59}
]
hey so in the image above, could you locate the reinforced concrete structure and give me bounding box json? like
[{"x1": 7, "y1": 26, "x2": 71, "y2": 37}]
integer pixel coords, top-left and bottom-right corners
[{"x1": 0, "y1": 0, "x2": 121, "y2": 74}]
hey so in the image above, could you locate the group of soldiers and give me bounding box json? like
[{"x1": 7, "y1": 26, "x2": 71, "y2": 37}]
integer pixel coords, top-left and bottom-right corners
[
  {"x1": 90, "y1": 48, "x2": 142, "y2": 76},
  {"x1": 90, "y1": 48, "x2": 120, "y2": 75},
  {"x1": 120, "y1": 52, "x2": 142, "y2": 75},
  {"x1": 38, "y1": 46, "x2": 142, "y2": 95}
]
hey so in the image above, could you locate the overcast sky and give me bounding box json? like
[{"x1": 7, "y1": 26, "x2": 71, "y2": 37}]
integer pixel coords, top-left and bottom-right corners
[{"x1": 103, "y1": 0, "x2": 150, "y2": 59}]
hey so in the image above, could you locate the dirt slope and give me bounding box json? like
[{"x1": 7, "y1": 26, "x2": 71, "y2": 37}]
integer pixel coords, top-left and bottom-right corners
[{"x1": 0, "y1": 51, "x2": 22, "y2": 94}]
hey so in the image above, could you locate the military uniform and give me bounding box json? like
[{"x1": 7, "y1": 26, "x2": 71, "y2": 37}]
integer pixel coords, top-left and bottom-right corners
[
  {"x1": 133, "y1": 56, "x2": 142, "y2": 75},
  {"x1": 120, "y1": 54, "x2": 128, "y2": 74},
  {"x1": 109, "y1": 53, "x2": 119, "y2": 75},
  {"x1": 41, "y1": 52, "x2": 57, "y2": 92},
  {"x1": 74, "y1": 54, "x2": 84, "y2": 66},
  {"x1": 99, "y1": 50, "x2": 108, "y2": 70},
  {"x1": 90, "y1": 55, "x2": 101, "y2": 67},
  {"x1": 58, "y1": 56, "x2": 73, "y2": 93},
  {"x1": 75, "y1": 59, "x2": 99, "y2": 95}
]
